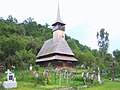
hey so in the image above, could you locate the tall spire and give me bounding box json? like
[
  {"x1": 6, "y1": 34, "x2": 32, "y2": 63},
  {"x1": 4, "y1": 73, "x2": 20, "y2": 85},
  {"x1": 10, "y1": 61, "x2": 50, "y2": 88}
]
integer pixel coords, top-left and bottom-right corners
[
  {"x1": 52, "y1": 0, "x2": 65, "y2": 26},
  {"x1": 56, "y1": 1, "x2": 63, "y2": 23}
]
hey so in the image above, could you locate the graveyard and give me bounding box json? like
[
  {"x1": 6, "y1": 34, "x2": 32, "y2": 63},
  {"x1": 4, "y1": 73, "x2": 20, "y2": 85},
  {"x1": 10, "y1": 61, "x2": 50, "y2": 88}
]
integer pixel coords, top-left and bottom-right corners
[{"x1": 0, "y1": 65, "x2": 120, "y2": 90}]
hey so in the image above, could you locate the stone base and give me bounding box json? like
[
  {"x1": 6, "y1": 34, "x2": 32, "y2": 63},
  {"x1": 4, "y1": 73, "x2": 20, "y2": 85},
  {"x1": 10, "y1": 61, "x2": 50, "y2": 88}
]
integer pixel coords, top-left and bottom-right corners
[{"x1": 3, "y1": 81, "x2": 17, "y2": 88}]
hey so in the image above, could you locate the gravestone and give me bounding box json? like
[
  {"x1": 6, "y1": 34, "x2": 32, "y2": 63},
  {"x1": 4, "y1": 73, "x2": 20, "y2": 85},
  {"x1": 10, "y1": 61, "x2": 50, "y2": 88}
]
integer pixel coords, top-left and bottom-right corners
[
  {"x1": 64, "y1": 70, "x2": 69, "y2": 85},
  {"x1": 82, "y1": 72, "x2": 87, "y2": 85},
  {"x1": 35, "y1": 72, "x2": 39, "y2": 79},
  {"x1": 11, "y1": 65, "x2": 15, "y2": 69},
  {"x1": 81, "y1": 64, "x2": 85, "y2": 69},
  {"x1": 29, "y1": 64, "x2": 32, "y2": 71},
  {"x1": 71, "y1": 72, "x2": 74, "y2": 79},
  {"x1": 98, "y1": 67, "x2": 101, "y2": 84},
  {"x1": 45, "y1": 70, "x2": 49, "y2": 75},
  {"x1": 90, "y1": 73, "x2": 95, "y2": 84},
  {"x1": 3, "y1": 69, "x2": 17, "y2": 88},
  {"x1": 43, "y1": 70, "x2": 49, "y2": 76},
  {"x1": 59, "y1": 70, "x2": 62, "y2": 86}
]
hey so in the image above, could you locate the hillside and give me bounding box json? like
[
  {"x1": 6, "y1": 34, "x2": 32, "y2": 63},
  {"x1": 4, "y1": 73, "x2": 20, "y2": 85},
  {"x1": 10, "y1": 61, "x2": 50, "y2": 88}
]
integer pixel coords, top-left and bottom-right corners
[{"x1": 0, "y1": 15, "x2": 119, "y2": 71}]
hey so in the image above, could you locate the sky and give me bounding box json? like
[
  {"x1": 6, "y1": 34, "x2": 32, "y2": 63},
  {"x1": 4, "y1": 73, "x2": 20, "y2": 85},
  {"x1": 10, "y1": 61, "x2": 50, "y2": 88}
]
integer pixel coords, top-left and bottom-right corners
[{"x1": 0, "y1": 0, "x2": 120, "y2": 54}]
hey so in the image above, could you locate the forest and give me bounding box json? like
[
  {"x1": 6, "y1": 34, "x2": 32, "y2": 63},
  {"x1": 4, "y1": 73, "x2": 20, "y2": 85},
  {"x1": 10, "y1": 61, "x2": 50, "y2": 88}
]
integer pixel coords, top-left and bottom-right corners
[{"x1": 0, "y1": 15, "x2": 120, "y2": 74}]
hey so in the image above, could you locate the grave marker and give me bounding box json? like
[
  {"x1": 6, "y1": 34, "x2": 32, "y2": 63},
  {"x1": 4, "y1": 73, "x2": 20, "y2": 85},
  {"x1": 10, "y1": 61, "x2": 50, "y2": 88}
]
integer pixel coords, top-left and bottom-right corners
[
  {"x1": 3, "y1": 69, "x2": 17, "y2": 88},
  {"x1": 98, "y1": 67, "x2": 101, "y2": 84}
]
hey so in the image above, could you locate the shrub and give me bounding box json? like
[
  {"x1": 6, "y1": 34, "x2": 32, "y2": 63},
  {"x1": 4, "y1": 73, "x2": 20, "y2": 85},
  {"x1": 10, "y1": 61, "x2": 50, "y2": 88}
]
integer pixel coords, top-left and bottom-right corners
[
  {"x1": 74, "y1": 74, "x2": 82, "y2": 81},
  {"x1": 33, "y1": 65, "x2": 40, "y2": 71},
  {"x1": 115, "y1": 74, "x2": 120, "y2": 78},
  {"x1": 70, "y1": 81, "x2": 83, "y2": 86},
  {"x1": 0, "y1": 73, "x2": 6, "y2": 82}
]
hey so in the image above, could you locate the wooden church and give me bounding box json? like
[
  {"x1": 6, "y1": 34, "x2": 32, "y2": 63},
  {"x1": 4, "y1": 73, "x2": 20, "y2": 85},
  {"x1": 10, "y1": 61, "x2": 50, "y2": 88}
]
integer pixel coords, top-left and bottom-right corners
[{"x1": 36, "y1": 4, "x2": 78, "y2": 68}]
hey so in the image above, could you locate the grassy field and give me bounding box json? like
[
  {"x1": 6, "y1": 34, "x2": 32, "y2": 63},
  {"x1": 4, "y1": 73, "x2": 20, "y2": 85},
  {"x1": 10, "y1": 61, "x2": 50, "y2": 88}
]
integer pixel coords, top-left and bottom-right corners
[
  {"x1": 82, "y1": 81, "x2": 120, "y2": 90},
  {"x1": 4, "y1": 80, "x2": 119, "y2": 90},
  {"x1": 7, "y1": 82, "x2": 67, "y2": 90}
]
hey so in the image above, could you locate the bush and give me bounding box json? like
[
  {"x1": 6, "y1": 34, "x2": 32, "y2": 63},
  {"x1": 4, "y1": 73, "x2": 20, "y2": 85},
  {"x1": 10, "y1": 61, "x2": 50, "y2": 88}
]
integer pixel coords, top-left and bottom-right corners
[
  {"x1": 33, "y1": 65, "x2": 40, "y2": 71},
  {"x1": 33, "y1": 74, "x2": 51, "y2": 85},
  {"x1": 74, "y1": 74, "x2": 82, "y2": 81},
  {"x1": 69, "y1": 74, "x2": 83, "y2": 86},
  {"x1": 115, "y1": 74, "x2": 120, "y2": 78},
  {"x1": 16, "y1": 70, "x2": 32, "y2": 82},
  {"x1": 38, "y1": 74, "x2": 46, "y2": 85},
  {"x1": 0, "y1": 73, "x2": 6, "y2": 82},
  {"x1": 70, "y1": 81, "x2": 83, "y2": 86}
]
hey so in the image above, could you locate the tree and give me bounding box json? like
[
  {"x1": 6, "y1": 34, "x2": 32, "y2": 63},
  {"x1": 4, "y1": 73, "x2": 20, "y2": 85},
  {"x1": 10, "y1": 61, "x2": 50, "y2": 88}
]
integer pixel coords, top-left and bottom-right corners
[
  {"x1": 113, "y1": 49, "x2": 120, "y2": 76},
  {"x1": 23, "y1": 17, "x2": 34, "y2": 24},
  {"x1": 44, "y1": 23, "x2": 49, "y2": 27},
  {"x1": 15, "y1": 49, "x2": 35, "y2": 69},
  {"x1": 7, "y1": 15, "x2": 14, "y2": 22},
  {"x1": 113, "y1": 49, "x2": 120, "y2": 62},
  {"x1": 97, "y1": 28, "x2": 109, "y2": 63},
  {"x1": 7, "y1": 15, "x2": 18, "y2": 23}
]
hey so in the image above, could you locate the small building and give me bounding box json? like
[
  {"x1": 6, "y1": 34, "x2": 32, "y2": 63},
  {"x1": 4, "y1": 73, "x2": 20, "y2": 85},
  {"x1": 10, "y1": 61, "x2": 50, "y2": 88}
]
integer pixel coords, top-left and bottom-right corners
[{"x1": 36, "y1": 4, "x2": 78, "y2": 68}]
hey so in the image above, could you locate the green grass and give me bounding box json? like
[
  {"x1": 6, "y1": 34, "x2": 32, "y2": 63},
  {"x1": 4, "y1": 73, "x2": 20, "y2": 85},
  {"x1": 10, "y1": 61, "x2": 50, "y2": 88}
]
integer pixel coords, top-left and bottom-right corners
[
  {"x1": 82, "y1": 81, "x2": 120, "y2": 90},
  {"x1": 7, "y1": 82, "x2": 67, "y2": 90},
  {"x1": 5, "y1": 80, "x2": 120, "y2": 90}
]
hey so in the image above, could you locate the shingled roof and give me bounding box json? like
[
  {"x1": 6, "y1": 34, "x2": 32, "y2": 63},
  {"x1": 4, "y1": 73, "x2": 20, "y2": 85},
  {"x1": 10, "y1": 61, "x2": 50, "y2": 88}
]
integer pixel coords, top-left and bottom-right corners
[{"x1": 36, "y1": 38, "x2": 75, "y2": 59}]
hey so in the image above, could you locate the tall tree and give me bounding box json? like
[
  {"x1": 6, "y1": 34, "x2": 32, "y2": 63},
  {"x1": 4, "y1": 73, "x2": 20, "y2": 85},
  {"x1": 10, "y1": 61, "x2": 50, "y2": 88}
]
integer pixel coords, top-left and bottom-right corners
[
  {"x1": 113, "y1": 49, "x2": 120, "y2": 74},
  {"x1": 113, "y1": 49, "x2": 120, "y2": 62},
  {"x1": 97, "y1": 28, "x2": 109, "y2": 63}
]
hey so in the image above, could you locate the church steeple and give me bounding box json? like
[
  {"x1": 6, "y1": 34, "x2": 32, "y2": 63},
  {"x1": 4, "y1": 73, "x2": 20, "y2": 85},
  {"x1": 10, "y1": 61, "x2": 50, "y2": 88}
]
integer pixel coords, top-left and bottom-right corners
[
  {"x1": 52, "y1": 1, "x2": 65, "y2": 32},
  {"x1": 56, "y1": 3, "x2": 64, "y2": 24}
]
